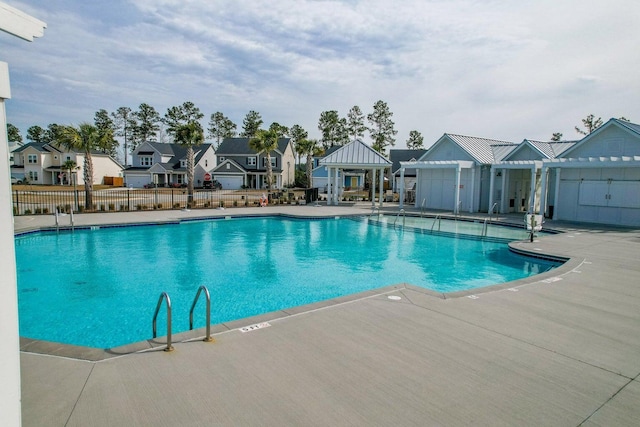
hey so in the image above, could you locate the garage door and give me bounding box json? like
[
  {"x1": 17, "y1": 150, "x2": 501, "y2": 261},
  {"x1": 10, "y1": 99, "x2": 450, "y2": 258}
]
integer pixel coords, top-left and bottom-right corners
[
  {"x1": 214, "y1": 175, "x2": 243, "y2": 190},
  {"x1": 124, "y1": 174, "x2": 150, "y2": 188}
]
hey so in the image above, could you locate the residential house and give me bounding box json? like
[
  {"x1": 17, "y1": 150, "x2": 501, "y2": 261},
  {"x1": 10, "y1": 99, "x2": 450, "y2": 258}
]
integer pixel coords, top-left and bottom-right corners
[
  {"x1": 11, "y1": 142, "x2": 123, "y2": 185},
  {"x1": 123, "y1": 142, "x2": 216, "y2": 188},
  {"x1": 210, "y1": 137, "x2": 295, "y2": 189},
  {"x1": 389, "y1": 149, "x2": 427, "y2": 198}
]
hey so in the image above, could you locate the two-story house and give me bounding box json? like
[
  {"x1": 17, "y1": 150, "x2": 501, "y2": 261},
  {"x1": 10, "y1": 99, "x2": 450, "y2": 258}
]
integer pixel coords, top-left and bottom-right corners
[
  {"x1": 11, "y1": 142, "x2": 123, "y2": 185},
  {"x1": 210, "y1": 137, "x2": 296, "y2": 189},
  {"x1": 123, "y1": 141, "x2": 216, "y2": 188}
]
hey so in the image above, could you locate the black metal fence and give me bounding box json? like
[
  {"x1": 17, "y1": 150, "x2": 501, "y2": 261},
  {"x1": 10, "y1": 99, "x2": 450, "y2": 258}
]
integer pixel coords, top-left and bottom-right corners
[{"x1": 13, "y1": 188, "x2": 308, "y2": 216}]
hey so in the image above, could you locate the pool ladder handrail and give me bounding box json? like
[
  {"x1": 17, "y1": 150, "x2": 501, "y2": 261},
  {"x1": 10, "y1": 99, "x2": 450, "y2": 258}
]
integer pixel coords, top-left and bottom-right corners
[
  {"x1": 482, "y1": 202, "x2": 498, "y2": 237},
  {"x1": 54, "y1": 208, "x2": 75, "y2": 233},
  {"x1": 189, "y1": 285, "x2": 214, "y2": 342},
  {"x1": 430, "y1": 214, "x2": 441, "y2": 232},
  {"x1": 152, "y1": 292, "x2": 174, "y2": 352},
  {"x1": 393, "y1": 209, "x2": 405, "y2": 228},
  {"x1": 420, "y1": 198, "x2": 426, "y2": 219},
  {"x1": 369, "y1": 206, "x2": 380, "y2": 218}
]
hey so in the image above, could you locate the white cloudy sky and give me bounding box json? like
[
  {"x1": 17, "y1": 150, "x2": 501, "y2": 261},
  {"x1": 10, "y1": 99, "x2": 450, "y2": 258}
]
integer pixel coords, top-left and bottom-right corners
[{"x1": 3, "y1": 0, "x2": 639, "y2": 149}]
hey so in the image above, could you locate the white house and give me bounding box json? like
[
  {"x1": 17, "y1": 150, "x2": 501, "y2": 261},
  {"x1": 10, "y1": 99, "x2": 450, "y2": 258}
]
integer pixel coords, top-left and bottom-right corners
[
  {"x1": 11, "y1": 142, "x2": 123, "y2": 185},
  {"x1": 123, "y1": 141, "x2": 216, "y2": 188}
]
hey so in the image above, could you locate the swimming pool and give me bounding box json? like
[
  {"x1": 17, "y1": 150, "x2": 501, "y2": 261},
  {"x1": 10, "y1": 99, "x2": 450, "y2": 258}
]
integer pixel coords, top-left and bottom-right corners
[{"x1": 15, "y1": 216, "x2": 561, "y2": 349}]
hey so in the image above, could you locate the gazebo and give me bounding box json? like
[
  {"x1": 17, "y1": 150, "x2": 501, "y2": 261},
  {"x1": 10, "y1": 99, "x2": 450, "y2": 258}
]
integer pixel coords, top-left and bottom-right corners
[{"x1": 319, "y1": 139, "x2": 392, "y2": 207}]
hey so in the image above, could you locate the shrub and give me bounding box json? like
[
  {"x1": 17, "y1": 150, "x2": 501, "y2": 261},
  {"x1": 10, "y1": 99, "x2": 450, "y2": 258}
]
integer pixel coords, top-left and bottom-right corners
[
  {"x1": 35, "y1": 208, "x2": 42, "y2": 214},
  {"x1": 24, "y1": 209, "x2": 32, "y2": 215},
  {"x1": 108, "y1": 203, "x2": 115, "y2": 211},
  {"x1": 219, "y1": 200, "x2": 225, "y2": 208},
  {"x1": 204, "y1": 201, "x2": 210, "y2": 208},
  {"x1": 173, "y1": 203, "x2": 180, "y2": 209},
  {"x1": 233, "y1": 200, "x2": 238, "y2": 207},
  {"x1": 100, "y1": 204, "x2": 106, "y2": 211},
  {"x1": 119, "y1": 204, "x2": 127, "y2": 211}
]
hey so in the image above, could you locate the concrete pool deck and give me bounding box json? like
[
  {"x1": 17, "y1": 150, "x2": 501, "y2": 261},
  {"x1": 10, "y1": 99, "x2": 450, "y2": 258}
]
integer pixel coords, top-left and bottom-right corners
[{"x1": 15, "y1": 204, "x2": 640, "y2": 426}]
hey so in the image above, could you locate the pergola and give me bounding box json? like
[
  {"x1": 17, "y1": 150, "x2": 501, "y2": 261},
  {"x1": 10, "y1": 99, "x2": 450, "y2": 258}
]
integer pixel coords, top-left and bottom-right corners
[{"x1": 319, "y1": 139, "x2": 392, "y2": 207}]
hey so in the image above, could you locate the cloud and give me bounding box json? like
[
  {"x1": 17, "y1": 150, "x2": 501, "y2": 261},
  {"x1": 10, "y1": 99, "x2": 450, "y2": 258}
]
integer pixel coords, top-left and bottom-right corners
[{"x1": 3, "y1": 0, "x2": 640, "y2": 149}]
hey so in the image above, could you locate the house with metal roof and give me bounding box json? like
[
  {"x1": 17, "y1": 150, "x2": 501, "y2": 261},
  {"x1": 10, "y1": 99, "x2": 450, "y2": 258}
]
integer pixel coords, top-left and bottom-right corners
[
  {"x1": 319, "y1": 139, "x2": 391, "y2": 207},
  {"x1": 538, "y1": 118, "x2": 640, "y2": 227},
  {"x1": 11, "y1": 142, "x2": 123, "y2": 185},
  {"x1": 399, "y1": 134, "x2": 518, "y2": 213},
  {"x1": 488, "y1": 139, "x2": 577, "y2": 215},
  {"x1": 210, "y1": 137, "x2": 295, "y2": 189},
  {"x1": 123, "y1": 141, "x2": 216, "y2": 188}
]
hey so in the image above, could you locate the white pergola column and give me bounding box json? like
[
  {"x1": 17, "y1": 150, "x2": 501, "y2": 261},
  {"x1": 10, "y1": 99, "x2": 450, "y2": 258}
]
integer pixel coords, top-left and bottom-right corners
[
  {"x1": 378, "y1": 168, "x2": 384, "y2": 209},
  {"x1": 370, "y1": 168, "x2": 376, "y2": 207},
  {"x1": 326, "y1": 167, "x2": 332, "y2": 205},
  {"x1": 539, "y1": 165, "x2": 548, "y2": 216},
  {"x1": 398, "y1": 167, "x2": 405, "y2": 209},
  {"x1": 501, "y1": 169, "x2": 508, "y2": 213},
  {"x1": 529, "y1": 165, "x2": 537, "y2": 213},
  {"x1": 488, "y1": 166, "x2": 495, "y2": 214},
  {"x1": 1, "y1": 5, "x2": 46, "y2": 424},
  {"x1": 454, "y1": 164, "x2": 462, "y2": 214},
  {"x1": 333, "y1": 167, "x2": 339, "y2": 205},
  {"x1": 553, "y1": 168, "x2": 561, "y2": 220},
  {"x1": 469, "y1": 166, "x2": 475, "y2": 213}
]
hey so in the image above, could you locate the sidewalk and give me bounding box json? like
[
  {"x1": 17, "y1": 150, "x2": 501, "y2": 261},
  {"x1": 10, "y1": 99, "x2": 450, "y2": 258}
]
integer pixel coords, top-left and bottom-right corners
[{"x1": 18, "y1": 205, "x2": 640, "y2": 426}]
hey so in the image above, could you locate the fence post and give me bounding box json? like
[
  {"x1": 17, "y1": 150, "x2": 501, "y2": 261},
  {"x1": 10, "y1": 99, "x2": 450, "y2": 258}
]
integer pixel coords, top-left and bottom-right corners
[
  {"x1": 74, "y1": 189, "x2": 79, "y2": 212},
  {"x1": 14, "y1": 190, "x2": 19, "y2": 215},
  {"x1": 127, "y1": 187, "x2": 131, "y2": 211},
  {"x1": 171, "y1": 189, "x2": 174, "y2": 209}
]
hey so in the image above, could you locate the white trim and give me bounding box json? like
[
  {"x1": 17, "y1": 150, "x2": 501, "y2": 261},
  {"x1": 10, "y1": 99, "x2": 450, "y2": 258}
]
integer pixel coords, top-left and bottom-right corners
[{"x1": 0, "y1": 2, "x2": 47, "y2": 42}]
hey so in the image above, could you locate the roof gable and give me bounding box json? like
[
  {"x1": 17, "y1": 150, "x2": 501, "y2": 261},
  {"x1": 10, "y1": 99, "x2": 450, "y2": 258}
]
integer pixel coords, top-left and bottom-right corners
[
  {"x1": 319, "y1": 139, "x2": 391, "y2": 167},
  {"x1": 423, "y1": 134, "x2": 517, "y2": 164},
  {"x1": 217, "y1": 137, "x2": 290, "y2": 155},
  {"x1": 561, "y1": 118, "x2": 640, "y2": 158}
]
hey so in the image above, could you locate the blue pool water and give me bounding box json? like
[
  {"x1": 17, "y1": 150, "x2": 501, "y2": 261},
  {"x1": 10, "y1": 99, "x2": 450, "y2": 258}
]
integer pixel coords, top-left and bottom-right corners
[{"x1": 15, "y1": 216, "x2": 560, "y2": 349}]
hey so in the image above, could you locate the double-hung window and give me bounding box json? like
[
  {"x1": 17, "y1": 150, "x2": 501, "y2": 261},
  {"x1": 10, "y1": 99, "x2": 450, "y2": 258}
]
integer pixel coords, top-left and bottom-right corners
[
  {"x1": 27, "y1": 154, "x2": 37, "y2": 164},
  {"x1": 247, "y1": 157, "x2": 256, "y2": 166}
]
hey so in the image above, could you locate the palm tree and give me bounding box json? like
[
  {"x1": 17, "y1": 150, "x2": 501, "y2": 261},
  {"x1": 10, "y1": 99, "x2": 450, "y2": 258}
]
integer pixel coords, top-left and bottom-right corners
[
  {"x1": 58, "y1": 123, "x2": 114, "y2": 209},
  {"x1": 174, "y1": 121, "x2": 204, "y2": 206},
  {"x1": 297, "y1": 139, "x2": 321, "y2": 188},
  {"x1": 62, "y1": 159, "x2": 77, "y2": 186},
  {"x1": 249, "y1": 129, "x2": 279, "y2": 190}
]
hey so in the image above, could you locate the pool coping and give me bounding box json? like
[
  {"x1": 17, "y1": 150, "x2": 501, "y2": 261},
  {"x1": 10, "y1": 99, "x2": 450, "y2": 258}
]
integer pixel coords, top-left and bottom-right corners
[{"x1": 15, "y1": 209, "x2": 575, "y2": 361}]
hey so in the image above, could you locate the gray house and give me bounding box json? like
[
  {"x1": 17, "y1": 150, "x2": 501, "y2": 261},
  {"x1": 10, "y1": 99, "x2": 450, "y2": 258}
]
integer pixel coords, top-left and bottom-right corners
[
  {"x1": 210, "y1": 137, "x2": 296, "y2": 189},
  {"x1": 123, "y1": 142, "x2": 216, "y2": 188}
]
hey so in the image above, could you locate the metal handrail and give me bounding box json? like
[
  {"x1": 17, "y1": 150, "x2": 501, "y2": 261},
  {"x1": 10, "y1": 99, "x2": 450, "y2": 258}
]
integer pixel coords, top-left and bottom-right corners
[
  {"x1": 369, "y1": 206, "x2": 380, "y2": 218},
  {"x1": 430, "y1": 214, "x2": 441, "y2": 232},
  {"x1": 54, "y1": 209, "x2": 59, "y2": 233},
  {"x1": 393, "y1": 209, "x2": 405, "y2": 228},
  {"x1": 152, "y1": 292, "x2": 174, "y2": 352},
  {"x1": 488, "y1": 202, "x2": 498, "y2": 222},
  {"x1": 189, "y1": 285, "x2": 214, "y2": 343},
  {"x1": 482, "y1": 217, "x2": 489, "y2": 237},
  {"x1": 70, "y1": 209, "x2": 75, "y2": 232},
  {"x1": 420, "y1": 199, "x2": 426, "y2": 218}
]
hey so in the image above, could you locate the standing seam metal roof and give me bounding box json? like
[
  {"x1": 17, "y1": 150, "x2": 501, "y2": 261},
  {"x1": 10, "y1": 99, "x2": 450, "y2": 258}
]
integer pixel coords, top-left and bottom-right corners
[
  {"x1": 319, "y1": 139, "x2": 391, "y2": 166},
  {"x1": 445, "y1": 134, "x2": 517, "y2": 164}
]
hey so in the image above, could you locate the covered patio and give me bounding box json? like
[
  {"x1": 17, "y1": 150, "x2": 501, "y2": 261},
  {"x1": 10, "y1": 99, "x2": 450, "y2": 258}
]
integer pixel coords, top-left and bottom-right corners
[{"x1": 319, "y1": 139, "x2": 391, "y2": 207}]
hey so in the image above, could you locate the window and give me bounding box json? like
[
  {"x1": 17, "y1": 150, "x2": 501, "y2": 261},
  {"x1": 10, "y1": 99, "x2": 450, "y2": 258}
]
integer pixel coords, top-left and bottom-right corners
[
  {"x1": 140, "y1": 156, "x2": 153, "y2": 166},
  {"x1": 27, "y1": 154, "x2": 37, "y2": 164},
  {"x1": 66, "y1": 156, "x2": 71, "y2": 161},
  {"x1": 247, "y1": 157, "x2": 256, "y2": 166},
  {"x1": 180, "y1": 160, "x2": 186, "y2": 168},
  {"x1": 219, "y1": 156, "x2": 225, "y2": 162},
  {"x1": 262, "y1": 157, "x2": 277, "y2": 167},
  {"x1": 28, "y1": 171, "x2": 38, "y2": 181},
  {"x1": 205, "y1": 159, "x2": 208, "y2": 167}
]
